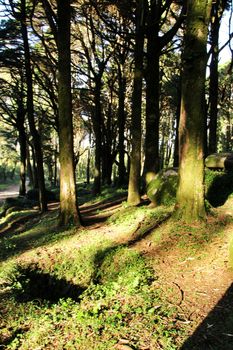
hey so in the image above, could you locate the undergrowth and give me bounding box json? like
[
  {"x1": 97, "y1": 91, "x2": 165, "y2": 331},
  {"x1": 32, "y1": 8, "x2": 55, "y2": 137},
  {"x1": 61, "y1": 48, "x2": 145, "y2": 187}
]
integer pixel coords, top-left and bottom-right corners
[
  {"x1": 0, "y1": 188, "x2": 232, "y2": 350},
  {"x1": 0, "y1": 245, "x2": 183, "y2": 350}
]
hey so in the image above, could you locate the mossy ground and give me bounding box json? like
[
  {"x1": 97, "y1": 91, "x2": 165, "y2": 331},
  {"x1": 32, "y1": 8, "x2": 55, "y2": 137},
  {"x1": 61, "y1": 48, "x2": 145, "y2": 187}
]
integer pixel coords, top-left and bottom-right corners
[{"x1": 0, "y1": 186, "x2": 233, "y2": 349}]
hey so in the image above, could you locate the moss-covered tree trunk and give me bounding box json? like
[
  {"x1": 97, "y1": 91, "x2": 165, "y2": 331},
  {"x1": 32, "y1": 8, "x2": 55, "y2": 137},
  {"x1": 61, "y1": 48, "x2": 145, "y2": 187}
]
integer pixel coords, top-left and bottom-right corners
[
  {"x1": 176, "y1": 0, "x2": 212, "y2": 222},
  {"x1": 57, "y1": 0, "x2": 80, "y2": 226},
  {"x1": 127, "y1": 0, "x2": 145, "y2": 206}
]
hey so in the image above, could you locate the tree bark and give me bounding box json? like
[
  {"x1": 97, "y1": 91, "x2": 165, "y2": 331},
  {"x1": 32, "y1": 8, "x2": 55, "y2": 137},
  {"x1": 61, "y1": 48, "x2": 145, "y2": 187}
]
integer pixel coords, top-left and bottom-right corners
[
  {"x1": 92, "y1": 78, "x2": 102, "y2": 195},
  {"x1": 208, "y1": 0, "x2": 223, "y2": 153},
  {"x1": 20, "y1": 0, "x2": 47, "y2": 211},
  {"x1": 117, "y1": 65, "x2": 127, "y2": 186},
  {"x1": 176, "y1": 0, "x2": 212, "y2": 222},
  {"x1": 173, "y1": 79, "x2": 181, "y2": 168},
  {"x1": 57, "y1": 0, "x2": 80, "y2": 226},
  {"x1": 17, "y1": 104, "x2": 27, "y2": 196},
  {"x1": 143, "y1": 2, "x2": 160, "y2": 185},
  {"x1": 127, "y1": 0, "x2": 145, "y2": 206}
]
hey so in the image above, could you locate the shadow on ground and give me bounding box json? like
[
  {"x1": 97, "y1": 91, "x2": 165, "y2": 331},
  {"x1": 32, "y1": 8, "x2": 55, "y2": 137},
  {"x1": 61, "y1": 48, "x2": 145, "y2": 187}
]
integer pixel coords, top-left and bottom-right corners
[
  {"x1": 13, "y1": 266, "x2": 85, "y2": 303},
  {"x1": 181, "y1": 283, "x2": 233, "y2": 350},
  {"x1": 207, "y1": 172, "x2": 233, "y2": 207}
]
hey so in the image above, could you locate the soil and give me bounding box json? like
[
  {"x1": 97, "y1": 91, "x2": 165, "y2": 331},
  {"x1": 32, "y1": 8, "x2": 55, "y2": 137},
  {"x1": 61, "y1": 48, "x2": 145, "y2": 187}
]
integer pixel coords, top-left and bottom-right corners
[
  {"x1": 134, "y1": 198, "x2": 233, "y2": 349},
  {"x1": 0, "y1": 183, "x2": 20, "y2": 203},
  {"x1": 80, "y1": 196, "x2": 233, "y2": 349},
  {"x1": 1, "y1": 184, "x2": 233, "y2": 349}
]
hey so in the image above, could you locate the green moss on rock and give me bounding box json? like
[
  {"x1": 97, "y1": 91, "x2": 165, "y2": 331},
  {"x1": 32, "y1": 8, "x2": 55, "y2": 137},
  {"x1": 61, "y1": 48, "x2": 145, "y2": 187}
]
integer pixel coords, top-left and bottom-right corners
[{"x1": 147, "y1": 169, "x2": 178, "y2": 206}]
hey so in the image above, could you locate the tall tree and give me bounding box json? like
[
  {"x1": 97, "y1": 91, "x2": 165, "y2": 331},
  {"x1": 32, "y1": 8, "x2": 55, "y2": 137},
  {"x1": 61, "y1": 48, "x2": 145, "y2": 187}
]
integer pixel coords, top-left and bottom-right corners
[
  {"x1": 143, "y1": 1, "x2": 185, "y2": 186},
  {"x1": 176, "y1": 0, "x2": 212, "y2": 222},
  {"x1": 208, "y1": 0, "x2": 230, "y2": 154},
  {"x1": 57, "y1": 0, "x2": 80, "y2": 226},
  {"x1": 9, "y1": 0, "x2": 48, "y2": 211},
  {"x1": 127, "y1": 0, "x2": 145, "y2": 206}
]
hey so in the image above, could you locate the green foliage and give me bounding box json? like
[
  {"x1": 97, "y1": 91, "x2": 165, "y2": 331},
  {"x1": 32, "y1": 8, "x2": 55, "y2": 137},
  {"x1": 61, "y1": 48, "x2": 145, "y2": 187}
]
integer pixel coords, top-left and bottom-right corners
[
  {"x1": 146, "y1": 168, "x2": 233, "y2": 209},
  {"x1": 0, "y1": 204, "x2": 183, "y2": 349},
  {"x1": 0, "y1": 247, "x2": 181, "y2": 350}
]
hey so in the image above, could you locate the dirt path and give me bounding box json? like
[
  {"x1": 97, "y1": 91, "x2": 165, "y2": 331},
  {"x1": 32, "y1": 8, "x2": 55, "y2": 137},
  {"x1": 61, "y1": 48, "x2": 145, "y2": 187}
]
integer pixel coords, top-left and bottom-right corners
[
  {"x1": 0, "y1": 183, "x2": 20, "y2": 202},
  {"x1": 133, "y1": 198, "x2": 233, "y2": 349}
]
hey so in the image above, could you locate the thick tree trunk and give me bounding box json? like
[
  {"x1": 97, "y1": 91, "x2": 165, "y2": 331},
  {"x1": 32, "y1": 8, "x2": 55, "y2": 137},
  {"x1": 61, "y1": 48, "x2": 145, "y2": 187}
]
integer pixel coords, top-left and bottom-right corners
[
  {"x1": 57, "y1": 0, "x2": 80, "y2": 226},
  {"x1": 176, "y1": 0, "x2": 212, "y2": 222},
  {"x1": 143, "y1": 2, "x2": 160, "y2": 185},
  {"x1": 20, "y1": 0, "x2": 47, "y2": 211},
  {"x1": 102, "y1": 147, "x2": 113, "y2": 186},
  {"x1": 127, "y1": 0, "x2": 145, "y2": 206}
]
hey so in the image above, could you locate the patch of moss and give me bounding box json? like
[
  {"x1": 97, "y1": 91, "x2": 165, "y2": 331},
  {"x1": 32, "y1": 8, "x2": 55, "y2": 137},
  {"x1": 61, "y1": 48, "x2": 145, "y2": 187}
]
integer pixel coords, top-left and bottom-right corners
[{"x1": 147, "y1": 169, "x2": 178, "y2": 206}]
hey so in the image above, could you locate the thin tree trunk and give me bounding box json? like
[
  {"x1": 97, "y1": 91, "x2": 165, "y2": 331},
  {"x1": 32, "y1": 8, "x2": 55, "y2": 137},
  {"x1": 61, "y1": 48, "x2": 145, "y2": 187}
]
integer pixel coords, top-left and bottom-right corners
[
  {"x1": 173, "y1": 80, "x2": 181, "y2": 168},
  {"x1": 26, "y1": 146, "x2": 34, "y2": 188},
  {"x1": 92, "y1": 79, "x2": 102, "y2": 195},
  {"x1": 117, "y1": 66, "x2": 126, "y2": 186},
  {"x1": 175, "y1": 0, "x2": 212, "y2": 222},
  {"x1": 208, "y1": 1, "x2": 222, "y2": 154},
  {"x1": 18, "y1": 113, "x2": 27, "y2": 196},
  {"x1": 53, "y1": 145, "x2": 58, "y2": 187},
  {"x1": 16, "y1": 85, "x2": 27, "y2": 196},
  {"x1": 20, "y1": 0, "x2": 47, "y2": 211},
  {"x1": 57, "y1": 0, "x2": 80, "y2": 226}
]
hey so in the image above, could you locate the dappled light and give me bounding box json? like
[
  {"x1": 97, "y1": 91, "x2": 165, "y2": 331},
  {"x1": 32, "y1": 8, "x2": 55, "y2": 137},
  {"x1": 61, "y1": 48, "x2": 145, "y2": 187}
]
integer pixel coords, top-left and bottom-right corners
[
  {"x1": 0, "y1": 0, "x2": 232, "y2": 347},
  {"x1": 181, "y1": 284, "x2": 233, "y2": 349}
]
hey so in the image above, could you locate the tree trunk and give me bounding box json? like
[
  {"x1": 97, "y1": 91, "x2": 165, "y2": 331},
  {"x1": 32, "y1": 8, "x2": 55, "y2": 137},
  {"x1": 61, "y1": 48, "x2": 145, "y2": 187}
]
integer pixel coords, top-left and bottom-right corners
[
  {"x1": 17, "y1": 109, "x2": 27, "y2": 196},
  {"x1": 20, "y1": 0, "x2": 47, "y2": 211},
  {"x1": 208, "y1": 0, "x2": 222, "y2": 154},
  {"x1": 26, "y1": 146, "x2": 34, "y2": 188},
  {"x1": 127, "y1": 0, "x2": 145, "y2": 206},
  {"x1": 57, "y1": 0, "x2": 80, "y2": 226},
  {"x1": 86, "y1": 132, "x2": 91, "y2": 185},
  {"x1": 176, "y1": 0, "x2": 212, "y2": 222},
  {"x1": 16, "y1": 84, "x2": 27, "y2": 196},
  {"x1": 173, "y1": 81, "x2": 181, "y2": 168},
  {"x1": 143, "y1": 2, "x2": 160, "y2": 185},
  {"x1": 92, "y1": 79, "x2": 102, "y2": 195},
  {"x1": 117, "y1": 65, "x2": 126, "y2": 186}
]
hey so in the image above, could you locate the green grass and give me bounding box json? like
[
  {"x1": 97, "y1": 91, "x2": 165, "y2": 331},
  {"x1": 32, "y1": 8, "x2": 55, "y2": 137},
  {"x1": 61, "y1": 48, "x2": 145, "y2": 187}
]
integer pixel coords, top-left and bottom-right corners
[
  {"x1": 1, "y1": 188, "x2": 232, "y2": 350},
  {"x1": 0, "y1": 201, "x2": 186, "y2": 349},
  {"x1": 0, "y1": 246, "x2": 181, "y2": 350}
]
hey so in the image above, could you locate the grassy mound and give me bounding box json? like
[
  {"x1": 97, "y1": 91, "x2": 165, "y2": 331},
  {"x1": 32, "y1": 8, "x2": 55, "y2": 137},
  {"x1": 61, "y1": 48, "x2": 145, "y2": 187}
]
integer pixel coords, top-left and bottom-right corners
[{"x1": 1, "y1": 188, "x2": 233, "y2": 350}]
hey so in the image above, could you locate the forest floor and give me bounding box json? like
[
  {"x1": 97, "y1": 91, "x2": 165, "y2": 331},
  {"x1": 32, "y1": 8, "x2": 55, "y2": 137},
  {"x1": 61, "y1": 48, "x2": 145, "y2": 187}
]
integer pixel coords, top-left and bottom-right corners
[
  {"x1": 0, "y1": 183, "x2": 20, "y2": 203},
  {"x1": 0, "y1": 184, "x2": 233, "y2": 349}
]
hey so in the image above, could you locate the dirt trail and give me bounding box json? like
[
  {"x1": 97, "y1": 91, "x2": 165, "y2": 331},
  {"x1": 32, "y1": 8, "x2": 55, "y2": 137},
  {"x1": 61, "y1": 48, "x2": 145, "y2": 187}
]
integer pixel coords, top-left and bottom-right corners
[
  {"x1": 133, "y1": 198, "x2": 233, "y2": 349},
  {"x1": 0, "y1": 183, "x2": 20, "y2": 202}
]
